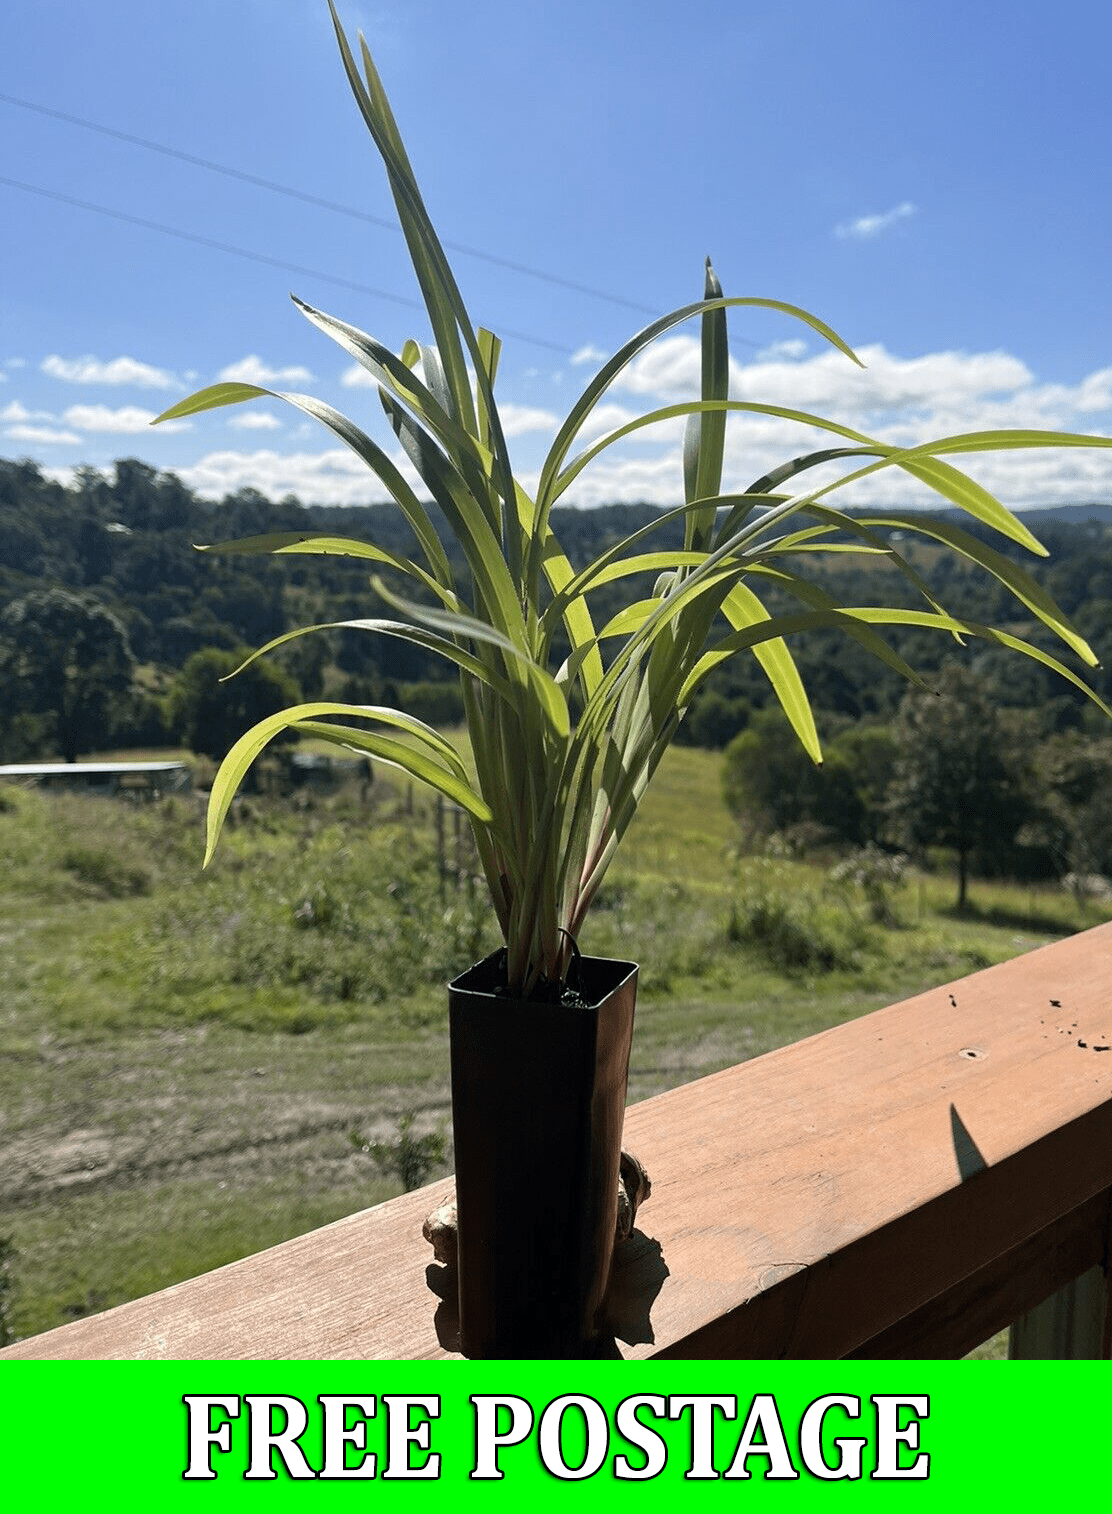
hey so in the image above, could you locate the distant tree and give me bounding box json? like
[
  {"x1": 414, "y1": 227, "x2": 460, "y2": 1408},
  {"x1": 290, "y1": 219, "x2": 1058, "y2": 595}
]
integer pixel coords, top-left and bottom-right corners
[
  {"x1": 826, "y1": 723, "x2": 899, "y2": 843},
  {"x1": 281, "y1": 635, "x2": 328, "y2": 701},
  {"x1": 396, "y1": 679, "x2": 465, "y2": 728},
  {"x1": 1022, "y1": 732, "x2": 1112, "y2": 883},
  {"x1": 681, "y1": 689, "x2": 752, "y2": 749},
  {"x1": 168, "y1": 647, "x2": 300, "y2": 761},
  {"x1": 110, "y1": 458, "x2": 161, "y2": 531},
  {"x1": 887, "y1": 663, "x2": 1034, "y2": 910},
  {"x1": 0, "y1": 589, "x2": 135, "y2": 762},
  {"x1": 722, "y1": 707, "x2": 865, "y2": 846},
  {"x1": 75, "y1": 517, "x2": 112, "y2": 586}
]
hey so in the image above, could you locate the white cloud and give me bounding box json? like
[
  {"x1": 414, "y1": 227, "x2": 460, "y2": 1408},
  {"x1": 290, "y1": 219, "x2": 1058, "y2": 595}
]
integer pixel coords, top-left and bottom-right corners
[
  {"x1": 41, "y1": 354, "x2": 180, "y2": 388},
  {"x1": 3, "y1": 357, "x2": 27, "y2": 369},
  {"x1": 555, "y1": 452, "x2": 686, "y2": 509},
  {"x1": 496, "y1": 403, "x2": 560, "y2": 438},
  {"x1": 571, "y1": 344, "x2": 608, "y2": 367},
  {"x1": 341, "y1": 363, "x2": 377, "y2": 388},
  {"x1": 218, "y1": 355, "x2": 313, "y2": 386},
  {"x1": 4, "y1": 423, "x2": 82, "y2": 446},
  {"x1": 731, "y1": 344, "x2": 1036, "y2": 418},
  {"x1": 835, "y1": 201, "x2": 917, "y2": 240},
  {"x1": 609, "y1": 334, "x2": 705, "y2": 397},
  {"x1": 569, "y1": 401, "x2": 685, "y2": 451},
  {"x1": 554, "y1": 338, "x2": 1112, "y2": 511},
  {"x1": 339, "y1": 358, "x2": 420, "y2": 389},
  {"x1": 62, "y1": 403, "x2": 190, "y2": 434},
  {"x1": 1073, "y1": 367, "x2": 1112, "y2": 414},
  {"x1": 175, "y1": 447, "x2": 388, "y2": 505},
  {"x1": 338, "y1": 368, "x2": 560, "y2": 435},
  {"x1": 1, "y1": 400, "x2": 53, "y2": 423},
  {"x1": 228, "y1": 411, "x2": 283, "y2": 431},
  {"x1": 613, "y1": 338, "x2": 1038, "y2": 418}
]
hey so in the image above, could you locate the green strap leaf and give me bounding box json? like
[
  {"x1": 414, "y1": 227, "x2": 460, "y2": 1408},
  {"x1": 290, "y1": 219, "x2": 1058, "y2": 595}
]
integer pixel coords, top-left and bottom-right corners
[
  {"x1": 683, "y1": 259, "x2": 728, "y2": 553},
  {"x1": 720, "y1": 580, "x2": 821, "y2": 763},
  {"x1": 327, "y1": 1, "x2": 477, "y2": 439},
  {"x1": 155, "y1": 380, "x2": 454, "y2": 585},
  {"x1": 203, "y1": 700, "x2": 491, "y2": 865},
  {"x1": 370, "y1": 576, "x2": 571, "y2": 740},
  {"x1": 153, "y1": 382, "x2": 269, "y2": 421},
  {"x1": 329, "y1": 6, "x2": 523, "y2": 580},
  {"x1": 377, "y1": 389, "x2": 527, "y2": 646},
  {"x1": 291, "y1": 295, "x2": 498, "y2": 534},
  {"x1": 849, "y1": 512, "x2": 1098, "y2": 666},
  {"x1": 538, "y1": 492, "x2": 786, "y2": 651},
  {"x1": 194, "y1": 530, "x2": 457, "y2": 609},
  {"x1": 533, "y1": 292, "x2": 861, "y2": 538},
  {"x1": 215, "y1": 616, "x2": 518, "y2": 707},
  {"x1": 289, "y1": 720, "x2": 493, "y2": 821}
]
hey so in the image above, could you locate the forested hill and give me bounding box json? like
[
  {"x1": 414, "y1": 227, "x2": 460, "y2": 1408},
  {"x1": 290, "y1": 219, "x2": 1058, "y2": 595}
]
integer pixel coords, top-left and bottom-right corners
[
  {"x1": 2, "y1": 453, "x2": 1112, "y2": 762},
  {"x1": 0, "y1": 456, "x2": 673, "y2": 671}
]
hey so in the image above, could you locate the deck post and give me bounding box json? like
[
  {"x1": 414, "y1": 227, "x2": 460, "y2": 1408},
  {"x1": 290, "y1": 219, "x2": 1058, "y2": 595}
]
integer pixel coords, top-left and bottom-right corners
[{"x1": 1009, "y1": 1265, "x2": 1112, "y2": 1358}]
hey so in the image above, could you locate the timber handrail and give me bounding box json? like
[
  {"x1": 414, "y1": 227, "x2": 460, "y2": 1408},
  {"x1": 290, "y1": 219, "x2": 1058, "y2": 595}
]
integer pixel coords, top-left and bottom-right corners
[{"x1": 5, "y1": 921, "x2": 1112, "y2": 1360}]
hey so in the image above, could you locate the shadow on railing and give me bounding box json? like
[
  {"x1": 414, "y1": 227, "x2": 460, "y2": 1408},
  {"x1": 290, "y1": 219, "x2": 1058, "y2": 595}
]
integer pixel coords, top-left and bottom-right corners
[{"x1": 4, "y1": 922, "x2": 1111, "y2": 1361}]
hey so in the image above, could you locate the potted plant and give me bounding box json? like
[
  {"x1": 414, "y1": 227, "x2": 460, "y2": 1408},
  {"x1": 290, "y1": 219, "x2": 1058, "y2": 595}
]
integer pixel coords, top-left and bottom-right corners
[{"x1": 155, "y1": 1, "x2": 1112, "y2": 1357}]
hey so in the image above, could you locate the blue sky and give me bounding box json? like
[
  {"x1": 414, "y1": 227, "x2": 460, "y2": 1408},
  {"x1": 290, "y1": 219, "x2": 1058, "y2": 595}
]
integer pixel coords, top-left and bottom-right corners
[{"x1": 3, "y1": 0, "x2": 1111, "y2": 511}]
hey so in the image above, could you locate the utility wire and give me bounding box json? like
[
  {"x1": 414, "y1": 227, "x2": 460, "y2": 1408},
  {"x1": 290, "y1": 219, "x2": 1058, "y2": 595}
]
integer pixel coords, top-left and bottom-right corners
[
  {"x1": 2, "y1": 90, "x2": 766, "y2": 355},
  {"x1": 0, "y1": 174, "x2": 573, "y2": 356},
  {"x1": 0, "y1": 88, "x2": 663, "y2": 319}
]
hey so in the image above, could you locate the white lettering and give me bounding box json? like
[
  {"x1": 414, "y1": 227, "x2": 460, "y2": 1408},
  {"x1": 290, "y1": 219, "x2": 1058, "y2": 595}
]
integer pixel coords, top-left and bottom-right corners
[{"x1": 471, "y1": 1395, "x2": 534, "y2": 1480}]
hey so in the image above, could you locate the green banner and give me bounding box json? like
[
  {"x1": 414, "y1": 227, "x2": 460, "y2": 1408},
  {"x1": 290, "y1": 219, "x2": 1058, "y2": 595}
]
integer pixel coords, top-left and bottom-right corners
[{"x1": 0, "y1": 1360, "x2": 1105, "y2": 1505}]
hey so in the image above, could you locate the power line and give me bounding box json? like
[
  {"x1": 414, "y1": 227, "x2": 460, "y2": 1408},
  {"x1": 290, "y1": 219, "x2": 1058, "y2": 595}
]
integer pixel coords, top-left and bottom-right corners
[
  {"x1": 0, "y1": 88, "x2": 662, "y2": 319},
  {"x1": 0, "y1": 174, "x2": 573, "y2": 356}
]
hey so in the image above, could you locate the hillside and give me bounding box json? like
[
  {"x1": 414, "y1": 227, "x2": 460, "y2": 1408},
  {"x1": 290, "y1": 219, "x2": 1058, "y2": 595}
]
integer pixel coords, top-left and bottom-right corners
[{"x1": 3, "y1": 453, "x2": 1112, "y2": 763}]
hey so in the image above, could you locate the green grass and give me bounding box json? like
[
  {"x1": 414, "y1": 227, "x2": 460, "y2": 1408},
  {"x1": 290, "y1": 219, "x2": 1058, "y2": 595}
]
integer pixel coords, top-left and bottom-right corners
[{"x1": 1, "y1": 748, "x2": 1107, "y2": 1347}]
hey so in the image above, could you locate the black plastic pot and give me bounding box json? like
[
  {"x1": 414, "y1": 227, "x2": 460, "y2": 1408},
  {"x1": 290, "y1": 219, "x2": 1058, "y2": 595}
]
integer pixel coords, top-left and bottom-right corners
[{"x1": 448, "y1": 950, "x2": 638, "y2": 1359}]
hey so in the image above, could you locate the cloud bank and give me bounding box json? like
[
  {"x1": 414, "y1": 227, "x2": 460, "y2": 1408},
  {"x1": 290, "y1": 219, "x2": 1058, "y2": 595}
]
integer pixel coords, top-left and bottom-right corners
[
  {"x1": 17, "y1": 337, "x2": 1111, "y2": 513},
  {"x1": 41, "y1": 354, "x2": 181, "y2": 388}
]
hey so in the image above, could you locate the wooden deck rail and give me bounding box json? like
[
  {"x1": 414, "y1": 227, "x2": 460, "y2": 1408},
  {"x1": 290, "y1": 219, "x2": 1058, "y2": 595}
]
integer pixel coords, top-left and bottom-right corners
[{"x1": 5, "y1": 922, "x2": 1112, "y2": 1360}]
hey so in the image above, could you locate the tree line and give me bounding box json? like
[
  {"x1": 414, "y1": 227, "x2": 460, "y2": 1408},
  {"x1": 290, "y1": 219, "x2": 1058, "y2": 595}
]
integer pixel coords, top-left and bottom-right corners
[
  {"x1": 2, "y1": 455, "x2": 1112, "y2": 840},
  {"x1": 722, "y1": 663, "x2": 1112, "y2": 908}
]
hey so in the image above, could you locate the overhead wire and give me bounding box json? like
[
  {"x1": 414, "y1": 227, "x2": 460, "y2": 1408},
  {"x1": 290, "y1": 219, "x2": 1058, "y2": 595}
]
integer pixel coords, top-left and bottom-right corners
[
  {"x1": 0, "y1": 89, "x2": 663, "y2": 318},
  {"x1": 0, "y1": 174, "x2": 571, "y2": 355},
  {"x1": 0, "y1": 88, "x2": 763, "y2": 354}
]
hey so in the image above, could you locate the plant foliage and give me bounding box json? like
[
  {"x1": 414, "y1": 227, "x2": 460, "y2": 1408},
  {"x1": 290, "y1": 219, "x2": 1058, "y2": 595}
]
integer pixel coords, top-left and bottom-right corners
[{"x1": 155, "y1": 1, "x2": 1112, "y2": 997}]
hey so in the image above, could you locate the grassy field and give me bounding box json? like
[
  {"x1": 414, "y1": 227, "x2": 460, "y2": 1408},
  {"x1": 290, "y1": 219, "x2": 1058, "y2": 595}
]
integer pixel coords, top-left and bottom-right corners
[{"x1": 2, "y1": 744, "x2": 1107, "y2": 1350}]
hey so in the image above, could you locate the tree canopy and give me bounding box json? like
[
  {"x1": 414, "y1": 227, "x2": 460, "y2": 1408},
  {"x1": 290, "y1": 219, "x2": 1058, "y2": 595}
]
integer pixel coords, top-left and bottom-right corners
[
  {"x1": 0, "y1": 589, "x2": 135, "y2": 762},
  {"x1": 887, "y1": 662, "x2": 1035, "y2": 910},
  {"x1": 168, "y1": 647, "x2": 302, "y2": 763},
  {"x1": 722, "y1": 707, "x2": 866, "y2": 847}
]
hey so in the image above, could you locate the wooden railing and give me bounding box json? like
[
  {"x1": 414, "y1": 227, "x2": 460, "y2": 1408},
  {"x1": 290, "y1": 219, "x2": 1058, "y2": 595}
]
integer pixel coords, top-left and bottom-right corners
[{"x1": 5, "y1": 921, "x2": 1112, "y2": 1360}]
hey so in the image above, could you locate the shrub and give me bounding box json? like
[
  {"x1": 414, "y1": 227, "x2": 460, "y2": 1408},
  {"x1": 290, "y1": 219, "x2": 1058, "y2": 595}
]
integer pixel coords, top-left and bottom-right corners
[
  {"x1": 727, "y1": 876, "x2": 870, "y2": 973},
  {"x1": 61, "y1": 844, "x2": 152, "y2": 898},
  {"x1": 830, "y1": 843, "x2": 909, "y2": 924}
]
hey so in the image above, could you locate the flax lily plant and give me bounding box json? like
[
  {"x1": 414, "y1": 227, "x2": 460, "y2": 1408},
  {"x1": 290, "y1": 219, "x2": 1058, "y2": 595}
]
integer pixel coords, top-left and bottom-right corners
[{"x1": 156, "y1": 3, "x2": 1112, "y2": 1000}]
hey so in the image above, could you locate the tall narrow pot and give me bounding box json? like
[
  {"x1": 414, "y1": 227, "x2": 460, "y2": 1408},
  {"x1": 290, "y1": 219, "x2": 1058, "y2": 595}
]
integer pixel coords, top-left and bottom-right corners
[{"x1": 448, "y1": 950, "x2": 638, "y2": 1359}]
